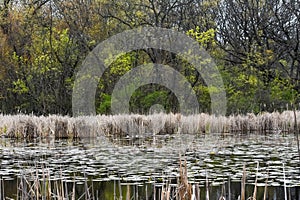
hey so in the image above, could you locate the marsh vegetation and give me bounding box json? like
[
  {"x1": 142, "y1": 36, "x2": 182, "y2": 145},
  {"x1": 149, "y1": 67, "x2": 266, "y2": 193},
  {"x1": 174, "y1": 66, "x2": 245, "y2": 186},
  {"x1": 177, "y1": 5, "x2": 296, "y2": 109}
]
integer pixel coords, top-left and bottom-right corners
[
  {"x1": 1, "y1": 0, "x2": 300, "y2": 199},
  {"x1": 0, "y1": 127, "x2": 299, "y2": 199},
  {"x1": 0, "y1": 111, "x2": 299, "y2": 139}
]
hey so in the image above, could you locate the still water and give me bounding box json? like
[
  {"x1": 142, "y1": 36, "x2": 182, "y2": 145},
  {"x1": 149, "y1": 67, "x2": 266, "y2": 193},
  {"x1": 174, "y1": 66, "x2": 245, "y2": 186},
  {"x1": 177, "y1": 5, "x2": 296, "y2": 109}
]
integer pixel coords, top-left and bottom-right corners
[{"x1": 0, "y1": 132, "x2": 300, "y2": 199}]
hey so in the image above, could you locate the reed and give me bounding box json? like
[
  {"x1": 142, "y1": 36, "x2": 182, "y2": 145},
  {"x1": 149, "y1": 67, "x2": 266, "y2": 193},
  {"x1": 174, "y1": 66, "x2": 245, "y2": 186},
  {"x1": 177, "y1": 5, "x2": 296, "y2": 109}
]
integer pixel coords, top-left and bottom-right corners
[
  {"x1": 1, "y1": 111, "x2": 299, "y2": 138},
  {"x1": 283, "y1": 163, "x2": 287, "y2": 200},
  {"x1": 1, "y1": 163, "x2": 276, "y2": 200},
  {"x1": 205, "y1": 172, "x2": 209, "y2": 200},
  {"x1": 240, "y1": 164, "x2": 246, "y2": 200},
  {"x1": 263, "y1": 168, "x2": 269, "y2": 200},
  {"x1": 251, "y1": 161, "x2": 259, "y2": 200},
  {"x1": 160, "y1": 181, "x2": 171, "y2": 200},
  {"x1": 178, "y1": 158, "x2": 192, "y2": 200},
  {"x1": 0, "y1": 177, "x2": 4, "y2": 200},
  {"x1": 13, "y1": 166, "x2": 96, "y2": 200}
]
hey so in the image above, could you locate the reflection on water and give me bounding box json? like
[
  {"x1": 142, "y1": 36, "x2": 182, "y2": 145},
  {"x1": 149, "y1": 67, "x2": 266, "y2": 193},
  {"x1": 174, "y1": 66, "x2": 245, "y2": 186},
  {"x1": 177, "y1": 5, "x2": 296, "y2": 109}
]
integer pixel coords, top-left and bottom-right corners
[{"x1": 0, "y1": 133, "x2": 300, "y2": 199}]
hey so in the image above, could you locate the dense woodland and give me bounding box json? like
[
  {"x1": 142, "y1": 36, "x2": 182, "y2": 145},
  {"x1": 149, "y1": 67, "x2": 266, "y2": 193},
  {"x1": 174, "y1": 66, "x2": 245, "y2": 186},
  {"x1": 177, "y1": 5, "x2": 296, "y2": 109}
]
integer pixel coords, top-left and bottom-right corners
[{"x1": 0, "y1": 0, "x2": 299, "y2": 116}]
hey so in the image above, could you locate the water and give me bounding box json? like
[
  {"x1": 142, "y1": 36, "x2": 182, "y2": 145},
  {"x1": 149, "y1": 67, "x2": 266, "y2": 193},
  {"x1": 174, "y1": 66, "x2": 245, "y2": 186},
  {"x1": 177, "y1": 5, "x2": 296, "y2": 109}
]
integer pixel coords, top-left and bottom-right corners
[{"x1": 0, "y1": 133, "x2": 300, "y2": 199}]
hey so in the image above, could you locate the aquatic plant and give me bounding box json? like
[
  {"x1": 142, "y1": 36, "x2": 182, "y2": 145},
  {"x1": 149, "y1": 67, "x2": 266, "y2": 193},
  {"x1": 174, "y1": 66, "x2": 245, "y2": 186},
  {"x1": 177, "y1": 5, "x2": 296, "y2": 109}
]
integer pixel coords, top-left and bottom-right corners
[{"x1": 0, "y1": 159, "x2": 294, "y2": 200}]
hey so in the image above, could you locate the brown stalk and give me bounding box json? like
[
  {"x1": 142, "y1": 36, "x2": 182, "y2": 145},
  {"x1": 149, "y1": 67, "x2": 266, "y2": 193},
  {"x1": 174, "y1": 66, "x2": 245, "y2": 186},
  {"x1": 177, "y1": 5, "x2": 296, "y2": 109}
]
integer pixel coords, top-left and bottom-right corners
[
  {"x1": 241, "y1": 164, "x2": 246, "y2": 200},
  {"x1": 72, "y1": 175, "x2": 76, "y2": 200},
  {"x1": 179, "y1": 158, "x2": 192, "y2": 200},
  {"x1": 263, "y1": 168, "x2": 269, "y2": 200},
  {"x1": 252, "y1": 161, "x2": 259, "y2": 200},
  {"x1": 126, "y1": 184, "x2": 130, "y2": 200}
]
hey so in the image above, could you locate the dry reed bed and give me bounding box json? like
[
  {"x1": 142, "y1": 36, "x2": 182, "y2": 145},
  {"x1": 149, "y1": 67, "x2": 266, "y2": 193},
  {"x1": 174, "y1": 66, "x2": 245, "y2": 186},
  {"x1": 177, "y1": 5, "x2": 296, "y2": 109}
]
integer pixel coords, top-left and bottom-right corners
[
  {"x1": 0, "y1": 111, "x2": 299, "y2": 138},
  {"x1": 0, "y1": 159, "x2": 279, "y2": 200}
]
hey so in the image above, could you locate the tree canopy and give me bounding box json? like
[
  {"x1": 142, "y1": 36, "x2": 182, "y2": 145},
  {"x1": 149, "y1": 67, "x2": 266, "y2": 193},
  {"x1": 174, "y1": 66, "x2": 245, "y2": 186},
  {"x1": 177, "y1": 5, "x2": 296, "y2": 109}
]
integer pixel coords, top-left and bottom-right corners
[{"x1": 0, "y1": 0, "x2": 299, "y2": 115}]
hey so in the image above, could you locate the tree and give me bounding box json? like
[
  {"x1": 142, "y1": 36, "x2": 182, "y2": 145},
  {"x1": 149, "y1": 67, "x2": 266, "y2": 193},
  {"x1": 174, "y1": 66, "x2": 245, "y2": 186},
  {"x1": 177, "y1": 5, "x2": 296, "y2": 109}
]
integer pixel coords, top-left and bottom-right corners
[
  {"x1": 0, "y1": 0, "x2": 80, "y2": 114},
  {"x1": 95, "y1": 0, "x2": 220, "y2": 114},
  {"x1": 0, "y1": 0, "x2": 299, "y2": 115},
  {"x1": 216, "y1": 0, "x2": 300, "y2": 113}
]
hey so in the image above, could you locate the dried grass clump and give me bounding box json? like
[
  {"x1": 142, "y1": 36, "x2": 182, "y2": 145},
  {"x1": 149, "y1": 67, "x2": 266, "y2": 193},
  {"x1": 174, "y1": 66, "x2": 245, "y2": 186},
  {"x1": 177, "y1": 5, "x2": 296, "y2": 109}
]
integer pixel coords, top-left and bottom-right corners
[
  {"x1": 178, "y1": 159, "x2": 192, "y2": 200},
  {"x1": 0, "y1": 111, "x2": 299, "y2": 138}
]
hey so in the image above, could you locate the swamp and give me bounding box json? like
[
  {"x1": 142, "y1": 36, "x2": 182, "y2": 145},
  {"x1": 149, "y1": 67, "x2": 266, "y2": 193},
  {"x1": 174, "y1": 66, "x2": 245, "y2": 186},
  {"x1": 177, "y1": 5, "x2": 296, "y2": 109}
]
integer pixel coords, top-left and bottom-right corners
[
  {"x1": 1, "y1": 0, "x2": 300, "y2": 199},
  {"x1": 0, "y1": 112, "x2": 300, "y2": 199}
]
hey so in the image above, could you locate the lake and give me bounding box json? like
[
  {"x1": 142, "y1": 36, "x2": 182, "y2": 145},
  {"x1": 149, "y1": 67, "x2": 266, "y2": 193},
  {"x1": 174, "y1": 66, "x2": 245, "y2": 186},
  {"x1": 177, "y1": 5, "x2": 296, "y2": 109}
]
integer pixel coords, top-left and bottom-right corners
[{"x1": 0, "y1": 132, "x2": 299, "y2": 199}]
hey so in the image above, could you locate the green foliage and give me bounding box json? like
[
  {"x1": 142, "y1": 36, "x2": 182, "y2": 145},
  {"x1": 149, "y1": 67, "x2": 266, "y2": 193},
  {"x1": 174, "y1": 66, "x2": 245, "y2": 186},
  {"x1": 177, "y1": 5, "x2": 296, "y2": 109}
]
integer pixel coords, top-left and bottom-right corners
[
  {"x1": 12, "y1": 79, "x2": 29, "y2": 94},
  {"x1": 97, "y1": 94, "x2": 111, "y2": 114},
  {"x1": 0, "y1": 0, "x2": 299, "y2": 115},
  {"x1": 187, "y1": 27, "x2": 216, "y2": 49},
  {"x1": 130, "y1": 87, "x2": 177, "y2": 114},
  {"x1": 270, "y1": 73, "x2": 298, "y2": 105}
]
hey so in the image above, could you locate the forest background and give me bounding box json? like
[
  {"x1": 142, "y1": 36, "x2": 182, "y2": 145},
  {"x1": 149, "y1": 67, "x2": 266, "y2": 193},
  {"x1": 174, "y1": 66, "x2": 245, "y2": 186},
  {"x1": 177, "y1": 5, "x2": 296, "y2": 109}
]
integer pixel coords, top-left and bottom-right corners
[{"x1": 0, "y1": 0, "x2": 299, "y2": 116}]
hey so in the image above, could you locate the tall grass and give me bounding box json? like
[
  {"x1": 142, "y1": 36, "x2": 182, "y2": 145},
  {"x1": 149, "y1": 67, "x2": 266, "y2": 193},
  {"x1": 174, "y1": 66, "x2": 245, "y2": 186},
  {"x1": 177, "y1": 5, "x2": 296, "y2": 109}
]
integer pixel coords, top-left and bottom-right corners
[
  {"x1": 175, "y1": 159, "x2": 272, "y2": 200},
  {"x1": 0, "y1": 161, "x2": 287, "y2": 200},
  {"x1": 16, "y1": 168, "x2": 95, "y2": 199},
  {"x1": 0, "y1": 111, "x2": 299, "y2": 138}
]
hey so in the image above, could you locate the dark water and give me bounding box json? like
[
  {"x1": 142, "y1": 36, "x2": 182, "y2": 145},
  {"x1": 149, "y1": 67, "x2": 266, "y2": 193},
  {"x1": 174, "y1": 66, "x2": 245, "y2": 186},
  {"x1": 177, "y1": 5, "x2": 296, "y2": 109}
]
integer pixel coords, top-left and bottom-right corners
[{"x1": 0, "y1": 133, "x2": 300, "y2": 199}]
